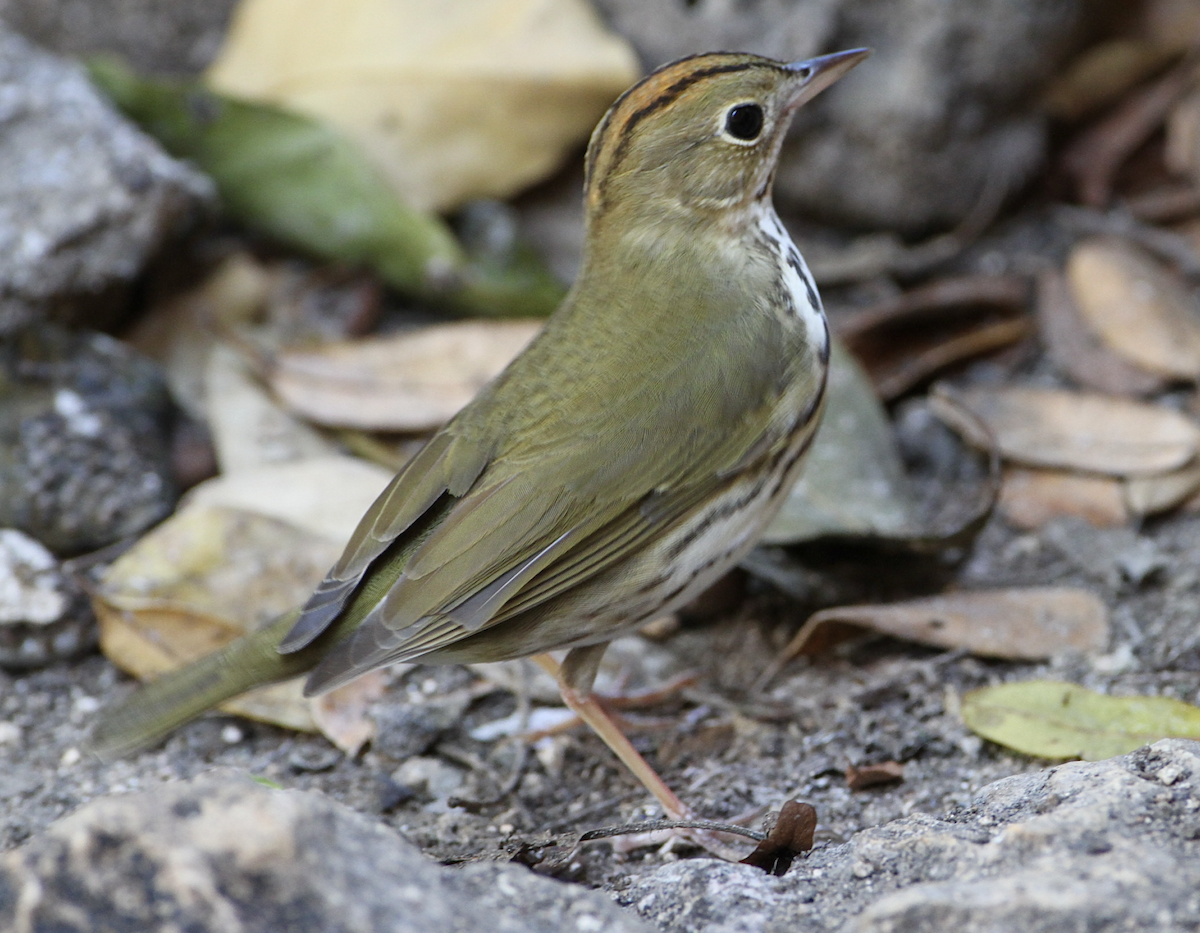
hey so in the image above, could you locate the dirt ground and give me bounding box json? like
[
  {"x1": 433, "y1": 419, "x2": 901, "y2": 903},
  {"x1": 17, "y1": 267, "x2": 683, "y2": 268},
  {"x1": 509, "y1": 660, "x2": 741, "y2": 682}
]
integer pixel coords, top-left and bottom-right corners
[{"x1": 3, "y1": 467, "x2": 1196, "y2": 892}]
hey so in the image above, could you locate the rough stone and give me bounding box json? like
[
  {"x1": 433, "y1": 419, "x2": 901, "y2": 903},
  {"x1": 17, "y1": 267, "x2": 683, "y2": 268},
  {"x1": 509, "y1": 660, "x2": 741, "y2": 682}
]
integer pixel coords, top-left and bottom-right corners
[
  {"x1": 0, "y1": 25, "x2": 212, "y2": 333},
  {"x1": 374, "y1": 696, "x2": 470, "y2": 762},
  {"x1": 0, "y1": 322, "x2": 178, "y2": 554},
  {"x1": 593, "y1": 0, "x2": 1092, "y2": 232},
  {"x1": 0, "y1": 0, "x2": 237, "y2": 77},
  {"x1": 0, "y1": 771, "x2": 653, "y2": 933},
  {"x1": 0, "y1": 528, "x2": 94, "y2": 669},
  {"x1": 621, "y1": 739, "x2": 1200, "y2": 932}
]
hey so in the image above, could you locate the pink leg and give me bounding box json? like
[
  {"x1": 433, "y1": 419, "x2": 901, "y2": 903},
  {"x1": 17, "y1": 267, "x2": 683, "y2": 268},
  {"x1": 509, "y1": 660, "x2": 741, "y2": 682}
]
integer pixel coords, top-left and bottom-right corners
[{"x1": 533, "y1": 648, "x2": 692, "y2": 820}]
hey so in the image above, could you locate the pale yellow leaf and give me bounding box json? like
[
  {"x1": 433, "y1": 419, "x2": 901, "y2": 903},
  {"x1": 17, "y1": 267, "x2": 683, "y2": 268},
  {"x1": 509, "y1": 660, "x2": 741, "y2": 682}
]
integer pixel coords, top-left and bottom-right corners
[
  {"x1": 207, "y1": 343, "x2": 337, "y2": 473},
  {"x1": 962, "y1": 680, "x2": 1200, "y2": 760},
  {"x1": 207, "y1": 0, "x2": 640, "y2": 212},
  {"x1": 183, "y1": 455, "x2": 393, "y2": 545},
  {"x1": 94, "y1": 505, "x2": 345, "y2": 733}
]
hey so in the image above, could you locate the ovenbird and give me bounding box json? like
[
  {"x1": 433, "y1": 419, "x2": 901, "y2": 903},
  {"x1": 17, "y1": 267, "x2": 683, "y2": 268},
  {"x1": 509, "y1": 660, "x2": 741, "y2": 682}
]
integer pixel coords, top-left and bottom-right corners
[{"x1": 93, "y1": 49, "x2": 869, "y2": 820}]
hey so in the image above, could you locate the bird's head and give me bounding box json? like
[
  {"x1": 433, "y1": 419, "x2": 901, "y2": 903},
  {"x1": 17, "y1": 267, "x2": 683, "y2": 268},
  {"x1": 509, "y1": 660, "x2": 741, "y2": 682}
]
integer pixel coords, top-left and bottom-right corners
[{"x1": 584, "y1": 49, "x2": 869, "y2": 224}]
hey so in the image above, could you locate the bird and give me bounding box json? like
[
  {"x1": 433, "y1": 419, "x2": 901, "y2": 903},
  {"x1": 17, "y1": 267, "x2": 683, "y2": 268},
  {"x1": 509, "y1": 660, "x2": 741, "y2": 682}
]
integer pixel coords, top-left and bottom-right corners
[{"x1": 92, "y1": 48, "x2": 870, "y2": 825}]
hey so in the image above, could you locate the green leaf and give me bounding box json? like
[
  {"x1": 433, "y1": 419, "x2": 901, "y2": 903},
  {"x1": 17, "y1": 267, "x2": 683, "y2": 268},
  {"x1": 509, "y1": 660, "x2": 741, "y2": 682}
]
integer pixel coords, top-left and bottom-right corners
[
  {"x1": 962, "y1": 680, "x2": 1200, "y2": 761},
  {"x1": 86, "y1": 56, "x2": 564, "y2": 319}
]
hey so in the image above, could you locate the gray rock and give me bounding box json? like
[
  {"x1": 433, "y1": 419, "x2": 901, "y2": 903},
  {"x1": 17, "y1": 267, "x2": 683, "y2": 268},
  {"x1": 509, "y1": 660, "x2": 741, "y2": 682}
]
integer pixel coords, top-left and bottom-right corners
[
  {"x1": 0, "y1": 25, "x2": 212, "y2": 333},
  {"x1": 621, "y1": 739, "x2": 1200, "y2": 932},
  {"x1": 0, "y1": 322, "x2": 178, "y2": 554},
  {"x1": 0, "y1": 0, "x2": 236, "y2": 76},
  {"x1": 375, "y1": 695, "x2": 470, "y2": 761},
  {"x1": 593, "y1": 0, "x2": 1091, "y2": 232},
  {"x1": 0, "y1": 771, "x2": 653, "y2": 933},
  {"x1": 0, "y1": 528, "x2": 94, "y2": 668},
  {"x1": 1043, "y1": 517, "x2": 1168, "y2": 589}
]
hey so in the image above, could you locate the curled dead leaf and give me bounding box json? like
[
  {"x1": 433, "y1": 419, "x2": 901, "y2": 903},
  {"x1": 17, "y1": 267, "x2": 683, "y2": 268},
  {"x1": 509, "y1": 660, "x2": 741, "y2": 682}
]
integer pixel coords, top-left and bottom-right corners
[
  {"x1": 1061, "y1": 60, "x2": 1194, "y2": 207},
  {"x1": 933, "y1": 384, "x2": 1200, "y2": 477},
  {"x1": 1124, "y1": 458, "x2": 1200, "y2": 516},
  {"x1": 1035, "y1": 268, "x2": 1167, "y2": 397},
  {"x1": 269, "y1": 320, "x2": 541, "y2": 431},
  {"x1": 1043, "y1": 39, "x2": 1178, "y2": 122},
  {"x1": 845, "y1": 761, "x2": 905, "y2": 791},
  {"x1": 1067, "y1": 237, "x2": 1200, "y2": 380},
  {"x1": 836, "y1": 274, "x2": 1031, "y2": 400},
  {"x1": 759, "y1": 587, "x2": 1109, "y2": 688},
  {"x1": 738, "y1": 801, "x2": 817, "y2": 876},
  {"x1": 999, "y1": 466, "x2": 1127, "y2": 530}
]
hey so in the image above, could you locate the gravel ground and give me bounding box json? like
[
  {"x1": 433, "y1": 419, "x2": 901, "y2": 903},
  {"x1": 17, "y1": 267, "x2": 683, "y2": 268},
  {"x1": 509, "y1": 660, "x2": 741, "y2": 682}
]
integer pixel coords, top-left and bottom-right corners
[{"x1": 3, "y1": 492, "x2": 1195, "y2": 891}]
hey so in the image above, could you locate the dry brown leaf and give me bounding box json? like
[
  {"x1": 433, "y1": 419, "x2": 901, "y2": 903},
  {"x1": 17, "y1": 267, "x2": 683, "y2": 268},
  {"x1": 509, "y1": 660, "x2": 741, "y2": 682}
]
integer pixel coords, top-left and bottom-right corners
[
  {"x1": 835, "y1": 275, "x2": 1030, "y2": 400},
  {"x1": 845, "y1": 761, "x2": 905, "y2": 790},
  {"x1": 1124, "y1": 459, "x2": 1200, "y2": 516},
  {"x1": 1043, "y1": 39, "x2": 1177, "y2": 122},
  {"x1": 1168, "y1": 86, "x2": 1200, "y2": 182},
  {"x1": 270, "y1": 320, "x2": 541, "y2": 432},
  {"x1": 1125, "y1": 182, "x2": 1200, "y2": 224},
  {"x1": 999, "y1": 466, "x2": 1127, "y2": 530},
  {"x1": 738, "y1": 801, "x2": 816, "y2": 877},
  {"x1": 207, "y1": 0, "x2": 639, "y2": 213},
  {"x1": 1062, "y1": 61, "x2": 1194, "y2": 207},
  {"x1": 835, "y1": 275, "x2": 1029, "y2": 340},
  {"x1": 1066, "y1": 237, "x2": 1200, "y2": 381},
  {"x1": 310, "y1": 672, "x2": 387, "y2": 756},
  {"x1": 1139, "y1": 0, "x2": 1200, "y2": 53},
  {"x1": 95, "y1": 505, "x2": 344, "y2": 732},
  {"x1": 768, "y1": 588, "x2": 1109, "y2": 681},
  {"x1": 1036, "y1": 268, "x2": 1167, "y2": 397},
  {"x1": 934, "y1": 385, "x2": 1200, "y2": 476},
  {"x1": 871, "y1": 318, "x2": 1032, "y2": 401}
]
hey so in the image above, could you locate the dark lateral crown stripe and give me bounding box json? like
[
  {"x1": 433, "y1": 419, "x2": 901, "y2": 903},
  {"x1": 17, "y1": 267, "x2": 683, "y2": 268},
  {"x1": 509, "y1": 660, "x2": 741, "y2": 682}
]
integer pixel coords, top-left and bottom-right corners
[{"x1": 586, "y1": 54, "x2": 784, "y2": 198}]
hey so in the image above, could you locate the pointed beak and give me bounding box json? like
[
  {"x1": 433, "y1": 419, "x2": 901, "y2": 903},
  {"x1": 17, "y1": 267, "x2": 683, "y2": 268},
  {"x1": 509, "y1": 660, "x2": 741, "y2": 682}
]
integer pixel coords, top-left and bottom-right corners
[{"x1": 783, "y1": 47, "x2": 871, "y2": 112}]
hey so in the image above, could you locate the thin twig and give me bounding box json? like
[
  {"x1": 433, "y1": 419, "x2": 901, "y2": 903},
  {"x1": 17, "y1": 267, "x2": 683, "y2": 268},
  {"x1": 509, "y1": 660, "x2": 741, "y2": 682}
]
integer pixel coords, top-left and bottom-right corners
[{"x1": 578, "y1": 819, "x2": 766, "y2": 844}]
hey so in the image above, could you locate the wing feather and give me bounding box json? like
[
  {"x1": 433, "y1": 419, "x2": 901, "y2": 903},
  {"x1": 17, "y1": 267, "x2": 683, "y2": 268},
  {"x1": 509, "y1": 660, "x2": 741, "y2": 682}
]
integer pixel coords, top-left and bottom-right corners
[{"x1": 279, "y1": 431, "x2": 490, "y2": 653}]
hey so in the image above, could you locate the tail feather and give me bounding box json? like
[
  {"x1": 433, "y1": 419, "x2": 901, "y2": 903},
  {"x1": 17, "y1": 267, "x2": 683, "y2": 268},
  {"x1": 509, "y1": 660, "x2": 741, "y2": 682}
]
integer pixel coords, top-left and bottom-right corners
[{"x1": 89, "y1": 611, "x2": 305, "y2": 759}]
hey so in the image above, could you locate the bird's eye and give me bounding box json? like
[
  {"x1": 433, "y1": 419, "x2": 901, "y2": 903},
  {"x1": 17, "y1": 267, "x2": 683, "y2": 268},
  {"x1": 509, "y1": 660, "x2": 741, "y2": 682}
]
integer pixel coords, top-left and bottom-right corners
[{"x1": 725, "y1": 103, "x2": 764, "y2": 141}]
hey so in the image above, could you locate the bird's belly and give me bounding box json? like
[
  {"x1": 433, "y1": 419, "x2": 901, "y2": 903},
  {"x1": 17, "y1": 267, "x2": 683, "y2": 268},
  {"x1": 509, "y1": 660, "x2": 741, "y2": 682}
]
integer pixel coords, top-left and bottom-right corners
[{"x1": 598, "y1": 412, "x2": 821, "y2": 634}]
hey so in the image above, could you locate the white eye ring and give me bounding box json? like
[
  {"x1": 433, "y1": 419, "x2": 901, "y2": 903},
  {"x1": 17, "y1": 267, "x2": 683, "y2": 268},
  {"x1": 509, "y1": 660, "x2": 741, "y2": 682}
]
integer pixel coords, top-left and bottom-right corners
[{"x1": 721, "y1": 102, "x2": 765, "y2": 146}]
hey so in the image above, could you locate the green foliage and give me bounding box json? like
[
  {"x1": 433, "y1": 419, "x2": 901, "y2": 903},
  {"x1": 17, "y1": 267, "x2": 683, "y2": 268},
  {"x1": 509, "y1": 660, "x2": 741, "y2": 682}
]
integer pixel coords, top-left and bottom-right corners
[{"x1": 87, "y1": 56, "x2": 564, "y2": 318}]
